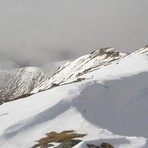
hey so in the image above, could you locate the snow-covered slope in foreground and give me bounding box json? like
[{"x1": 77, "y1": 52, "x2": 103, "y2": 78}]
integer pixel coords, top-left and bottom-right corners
[
  {"x1": 0, "y1": 80, "x2": 147, "y2": 148},
  {"x1": 0, "y1": 47, "x2": 148, "y2": 147}
]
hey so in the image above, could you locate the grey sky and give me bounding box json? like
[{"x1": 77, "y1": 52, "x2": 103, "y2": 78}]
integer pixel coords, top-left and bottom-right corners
[{"x1": 0, "y1": 0, "x2": 148, "y2": 68}]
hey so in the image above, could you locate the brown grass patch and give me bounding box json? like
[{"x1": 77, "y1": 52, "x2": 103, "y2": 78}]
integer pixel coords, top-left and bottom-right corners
[{"x1": 32, "y1": 130, "x2": 86, "y2": 148}]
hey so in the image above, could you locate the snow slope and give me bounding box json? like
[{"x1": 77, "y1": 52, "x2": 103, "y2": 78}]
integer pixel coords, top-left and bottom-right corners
[
  {"x1": 0, "y1": 80, "x2": 147, "y2": 148},
  {"x1": 32, "y1": 47, "x2": 127, "y2": 92},
  {"x1": 0, "y1": 67, "x2": 50, "y2": 102},
  {"x1": 0, "y1": 46, "x2": 148, "y2": 147},
  {"x1": 0, "y1": 47, "x2": 126, "y2": 103}
]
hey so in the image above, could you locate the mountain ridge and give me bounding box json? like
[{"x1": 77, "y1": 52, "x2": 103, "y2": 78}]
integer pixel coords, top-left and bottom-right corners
[{"x1": 0, "y1": 46, "x2": 148, "y2": 103}]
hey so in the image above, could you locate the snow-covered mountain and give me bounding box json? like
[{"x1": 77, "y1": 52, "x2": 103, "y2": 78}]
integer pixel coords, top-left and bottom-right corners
[
  {"x1": 0, "y1": 67, "x2": 50, "y2": 103},
  {"x1": 0, "y1": 46, "x2": 148, "y2": 148},
  {"x1": 0, "y1": 47, "x2": 127, "y2": 103},
  {"x1": 33, "y1": 47, "x2": 127, "y2": 92}
]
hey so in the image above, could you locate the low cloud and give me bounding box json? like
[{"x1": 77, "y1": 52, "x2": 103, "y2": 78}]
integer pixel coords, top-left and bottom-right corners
[
  {"x1": 0, "y1": 60, "x2": 19, "y2": 70},
  {"x1": 0, "y1": 0, "x2": 148, "y2": 69}
]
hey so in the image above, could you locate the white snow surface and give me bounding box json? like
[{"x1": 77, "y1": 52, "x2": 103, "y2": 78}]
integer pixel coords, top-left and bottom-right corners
[
  {"x1": 0, "y1": 47, "x2": 125, "y2": 102},
  {"x1": 0, "y1": 47, "x2": 148, "y2": 147},
  {"x1": 32, "y1": 48, "x2": 127, "y2": 92},
  {"x1": 0, "y1": 67, "x2": 50, "y2": 102}
]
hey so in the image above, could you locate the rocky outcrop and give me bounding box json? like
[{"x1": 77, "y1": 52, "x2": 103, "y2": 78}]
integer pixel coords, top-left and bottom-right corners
[
  {"x1": 55, "y1": 139, "x2": 82, "y2": 148},
  {"x1": 87, "y1": 142, "x2": 114, "y2": 148}
]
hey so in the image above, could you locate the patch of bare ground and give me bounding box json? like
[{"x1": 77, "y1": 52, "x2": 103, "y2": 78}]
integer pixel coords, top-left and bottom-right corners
[{"x1": 32, "y1": 130, "x2": 86, "y2": 148}]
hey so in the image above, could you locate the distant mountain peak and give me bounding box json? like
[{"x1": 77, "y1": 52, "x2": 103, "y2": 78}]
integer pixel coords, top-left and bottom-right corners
[
  {"x1": 0, "y1": 46, "x2": 147, "y2": 103},
  {"x1": 0, "y1": 67, "x2": 50, "y2": 103},
  {"x1": 90, "y1": 47, "x2": 127, "y2": 59}
]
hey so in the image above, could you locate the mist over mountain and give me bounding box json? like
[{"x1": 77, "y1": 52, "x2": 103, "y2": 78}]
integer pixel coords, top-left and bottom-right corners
[{"x1": 0, "y1": 0, "x2": 148, "y2": 69}]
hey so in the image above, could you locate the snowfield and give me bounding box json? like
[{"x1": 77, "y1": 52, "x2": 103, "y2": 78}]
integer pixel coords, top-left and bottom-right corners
[{"x1": 0, "y1": 47, "x2": 148, "y2": 147}]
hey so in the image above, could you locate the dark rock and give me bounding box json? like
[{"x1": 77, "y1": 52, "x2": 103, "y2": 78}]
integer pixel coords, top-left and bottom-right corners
[
  {"x1": 47, "y1": 144, "x2": 54, "y2": 147},
  {"x1": 100, "y1": 143, "x2": 114, "y2": 148},
  {"x1": 0, "y1": 100, "x2": 3, "y2": 105},
  {"x1": 87, "y1": 144, "x2": 100, "y2": 148},
  {"x1": 77, "y1": 78, "x2": 85, "y2": 82},
  {"x1": 87, "y1": 143, "x2": 114, "y2": 148},
  {"x1": 40, "y1": 144, "x2": 49, "y2": 148},
  {"x1": 55, "y1": 139, "x2": 81, "y2": 148},
  {"x1": 51, "y1": 83, "x2": 59, "y2": 87}
]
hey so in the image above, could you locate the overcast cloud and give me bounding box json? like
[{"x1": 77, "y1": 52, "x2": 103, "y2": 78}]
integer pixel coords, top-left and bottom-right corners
[{"x1": 0, "y1": 0, "x2": 148, "y2": 69}]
